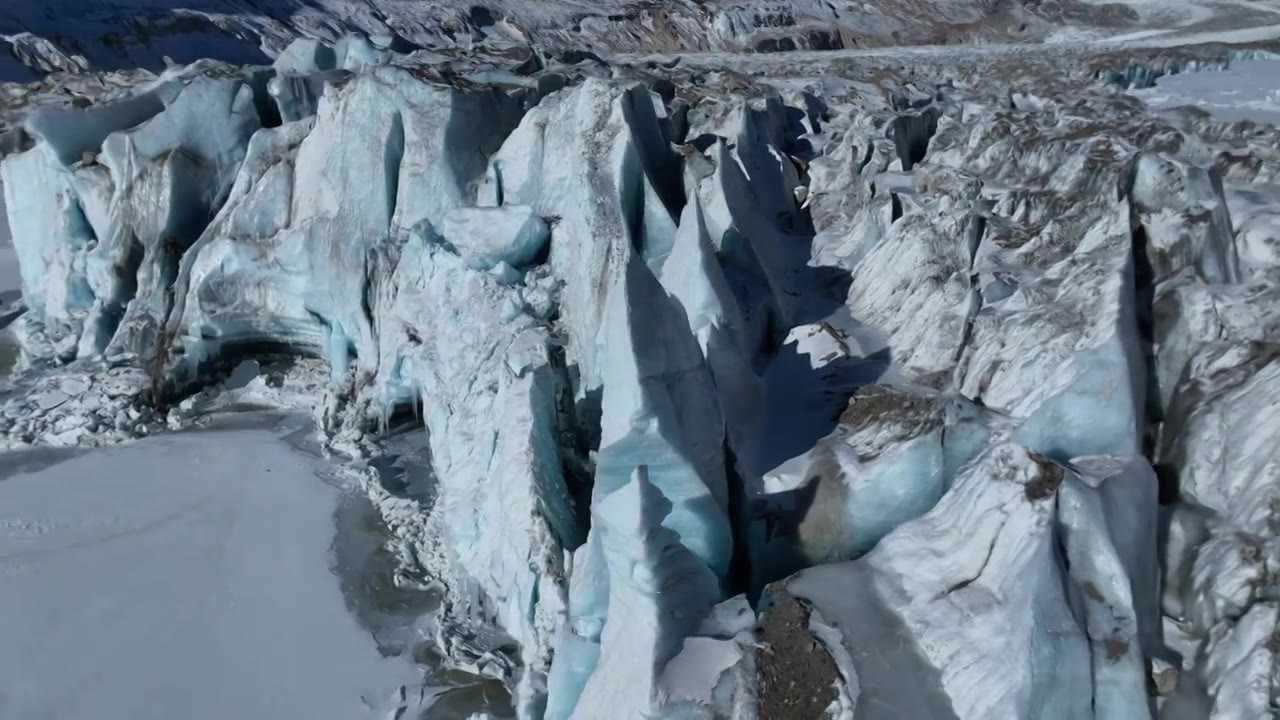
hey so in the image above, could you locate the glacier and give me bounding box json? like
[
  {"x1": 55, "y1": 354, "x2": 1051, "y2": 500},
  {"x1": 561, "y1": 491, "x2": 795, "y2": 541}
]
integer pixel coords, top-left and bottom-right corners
[
  {"x1": 8, "y1": 0, "x2": 1272, "y2": 81},
  {"x1": 4, "y1": 27, "x2": 1280, "y2": 720}
]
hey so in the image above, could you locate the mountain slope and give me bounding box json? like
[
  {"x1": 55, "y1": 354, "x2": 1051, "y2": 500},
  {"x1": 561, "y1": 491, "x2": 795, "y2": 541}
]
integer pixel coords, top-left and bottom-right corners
[{"x1": 5, "y1": 0, "x2": 1279, "y2": 80}]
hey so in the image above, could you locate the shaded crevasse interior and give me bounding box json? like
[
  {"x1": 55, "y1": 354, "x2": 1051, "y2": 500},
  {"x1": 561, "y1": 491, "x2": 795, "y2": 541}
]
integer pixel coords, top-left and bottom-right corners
[{"x1": 5, "y1": 38, "x2": 1280, "y2": 720}]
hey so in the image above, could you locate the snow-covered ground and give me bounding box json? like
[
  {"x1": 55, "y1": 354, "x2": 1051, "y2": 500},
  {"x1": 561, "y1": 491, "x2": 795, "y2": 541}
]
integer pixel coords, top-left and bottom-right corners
[
  {"x1": 1135, "y1": 58, "x2": 1280, "y2": 123},
  {"x1": 3, "y1": 0, "x2": 1279, "y2": 79},
  {"x1": 0, "y1": 426, "x2": 424, "y2": 720}
]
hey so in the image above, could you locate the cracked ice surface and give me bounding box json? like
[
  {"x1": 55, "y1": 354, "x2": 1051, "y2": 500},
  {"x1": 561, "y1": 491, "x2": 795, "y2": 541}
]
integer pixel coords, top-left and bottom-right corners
[{"x1": 6, "y1": 32, "x2": 1280, "y2": 720}]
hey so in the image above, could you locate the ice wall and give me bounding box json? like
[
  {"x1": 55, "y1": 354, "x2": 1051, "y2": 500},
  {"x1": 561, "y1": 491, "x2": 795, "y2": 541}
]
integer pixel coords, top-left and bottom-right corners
[
  {"x1": 6, "y1": 41, "x2": 1280, "y2": 720},
  {"x1": 772, "y1": 443, "x2": 1157, "y2": 719}
]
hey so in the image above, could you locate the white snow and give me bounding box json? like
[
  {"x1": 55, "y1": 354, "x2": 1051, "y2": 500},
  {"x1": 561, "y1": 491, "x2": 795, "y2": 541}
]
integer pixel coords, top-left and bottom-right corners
[
  {"x1": 1135, "y1": 60, "x2": 1280, "y2": 124},
  {"x1": 0, "y1": 429, "x2": 421, "y2": 720}
]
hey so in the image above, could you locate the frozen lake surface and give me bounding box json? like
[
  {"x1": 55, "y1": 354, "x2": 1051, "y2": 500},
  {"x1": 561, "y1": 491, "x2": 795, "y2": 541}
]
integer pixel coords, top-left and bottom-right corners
[{"x1": 0, "y1": 427, "x2": 423, "y2": 720}]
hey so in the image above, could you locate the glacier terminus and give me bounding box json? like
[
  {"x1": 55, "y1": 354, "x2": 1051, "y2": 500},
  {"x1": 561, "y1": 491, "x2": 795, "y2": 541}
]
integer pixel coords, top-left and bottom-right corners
[{"x1": 4, "y1": 1, "x2": 1280, "y2": 719}]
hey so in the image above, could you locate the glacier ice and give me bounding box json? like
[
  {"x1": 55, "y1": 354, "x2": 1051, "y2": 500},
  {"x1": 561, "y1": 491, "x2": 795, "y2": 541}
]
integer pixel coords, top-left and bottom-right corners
[
  {"x1": 441, "y1": 205, "x2": 550, "y2": 272},
  {"x1": 7, "y1": 34, "x2": 1280, "y2": 720},
  {"x1": 1, "y1": 145, "x2": 97, "y2": 359},
  {"x1": 546, "y1": 239, "x2": 732, "y2": 718},
  {"x1": 771, "y1": 443, "x2": 1158, "y2": 719},
  {"x1": 753, "y1": 384, "x2": 991, "y2": 580}
]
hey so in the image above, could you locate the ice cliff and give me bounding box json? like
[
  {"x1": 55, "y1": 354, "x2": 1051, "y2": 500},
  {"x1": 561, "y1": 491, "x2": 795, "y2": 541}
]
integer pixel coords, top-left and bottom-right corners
[{"x1": 5, "y1": 33, "x2": 1280, "y2": 720}]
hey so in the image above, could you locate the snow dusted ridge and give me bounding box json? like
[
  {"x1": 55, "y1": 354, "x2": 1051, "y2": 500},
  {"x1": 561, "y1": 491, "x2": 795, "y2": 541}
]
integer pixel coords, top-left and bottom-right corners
[
  {"x1": 5, "y1": 21, "x2": 1280, "y2": 720},
  {"x1": 4, "y1": 0, "x2": 1280, "y2": 81},
  {"x1": 5, "y1": 0, "x2": 1051, "y2": 80}
]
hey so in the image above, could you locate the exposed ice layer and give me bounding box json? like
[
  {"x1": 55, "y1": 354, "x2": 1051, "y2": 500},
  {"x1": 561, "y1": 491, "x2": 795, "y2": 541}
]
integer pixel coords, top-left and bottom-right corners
[
  {"x1": 777, "y1": 442, "x2": 1158, "y2": 719},
  {"x1": 266, "y1": 35, "x2": 414, "y2": 124},
  {"x1": 1155, "y1": 340, "x2": 1280, "y2": 687},
  {"x1": 168, "y1": 65, "x2": 525, "y2": 381},
  {"x1": 1057, "y1": 468, "x2": 1151, "y2": 718},
  {"x1": 1130, "y1": 153, "x2": 1239, "y2": 284},
  {"x1": 271, "y1": 34, "x2": 411, "y2": 74},
  {"x1": 952, "y1": 156, "x2": 1145, "y2": 461},
  {"x1": 24, "y1": 88, "x2": 167, "y2": 166},
  {"x1": 754, "y1": 385, "x2": 991, "y2": 580},
  {"x1": 1139, "y1": 128, "x2": 1280, "y2": 715},
  {"x1": 159, "y1": 66, "x2": 569, "y2": 715},
  {"x1": 366, "y1": 239, "x2": 578, "y2": 718},
  {"x1": 12, "y1": 41, "x2": 1280, "y2": 720},
  {"x1": 709, "y1": 100, "x2": 812, "y2": 336},
  {"x1": 1, "y1": 71, "x2": 276, "y2": 365},
  {"x1": 442, "y1": 205, "x2": 550, "y2": 272},
  {"x1": 273, "y1": 38, "x2": 339, "y2": 74},
  {"x1": 549, "y1": 250, "x2": 732, "y2": 720},
  {"x1": 1, "y1": 31, "x2": 89, "y2": 78},
  {"x1": 783, "y1": 444, "x2": 1090, "y2": 719},
  {"x1": 1228, "y1": 183, "x2": 1280, "y2": 279},
  {"x1": 1, "y1": 145, "x2": 96, "y2": 359},
  {"x1": 268, "y1": 70, "x2": 351, "y2": 123},
  {"x1": 561, "y1": 466, "x2": 724, "y2": 720},
  {"x1": 164, "y1": 72, "x2": 744, "y2": 719},
  {"x1": 90, "y1": 77, "x2": 263, "y2": 359},
  {"x1": 165, "y1": 117, "x2": 318, "y2": 371},
  {"x1": 1068, "y1": 456, "x2": 1162, "y2": 662},
  {"x1": 658, "y1": 190, "x2": 762, "y2": 457},
  {"x1": 1097, "y1": 55, "x2": 1269, "y2": 91},
  {"x1": 478, "y1": 81, "x2": 680, "y2": 402},
  {"x1": 594, "y1": 254, "x2": 732, "y2": 579}
]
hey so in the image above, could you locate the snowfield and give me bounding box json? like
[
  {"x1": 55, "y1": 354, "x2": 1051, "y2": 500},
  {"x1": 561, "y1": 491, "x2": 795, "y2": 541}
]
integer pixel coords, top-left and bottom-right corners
[
  {"x1": 0, "y1": 427, "x2": 422, "y2": 720},
  {"x1": 1135, "y1": 58, "x2": 1280, "y2": 123}
]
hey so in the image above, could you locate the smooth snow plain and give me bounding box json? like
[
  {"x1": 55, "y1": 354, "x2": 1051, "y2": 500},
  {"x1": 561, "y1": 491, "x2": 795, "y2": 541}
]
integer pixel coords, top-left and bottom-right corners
[
  {"x1": 0, "y1": 426, "x2": 423, "y2": 720},
  {"x1": 1135, "y1": 59, "x2": 1280, "y2": 123}
]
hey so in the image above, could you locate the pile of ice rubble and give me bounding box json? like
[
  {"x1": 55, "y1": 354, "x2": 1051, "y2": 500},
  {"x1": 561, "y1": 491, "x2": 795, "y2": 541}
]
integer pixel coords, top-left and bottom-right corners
[{"x1": 4, "y1": 35, "x2": 1280, "y2": 719}]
